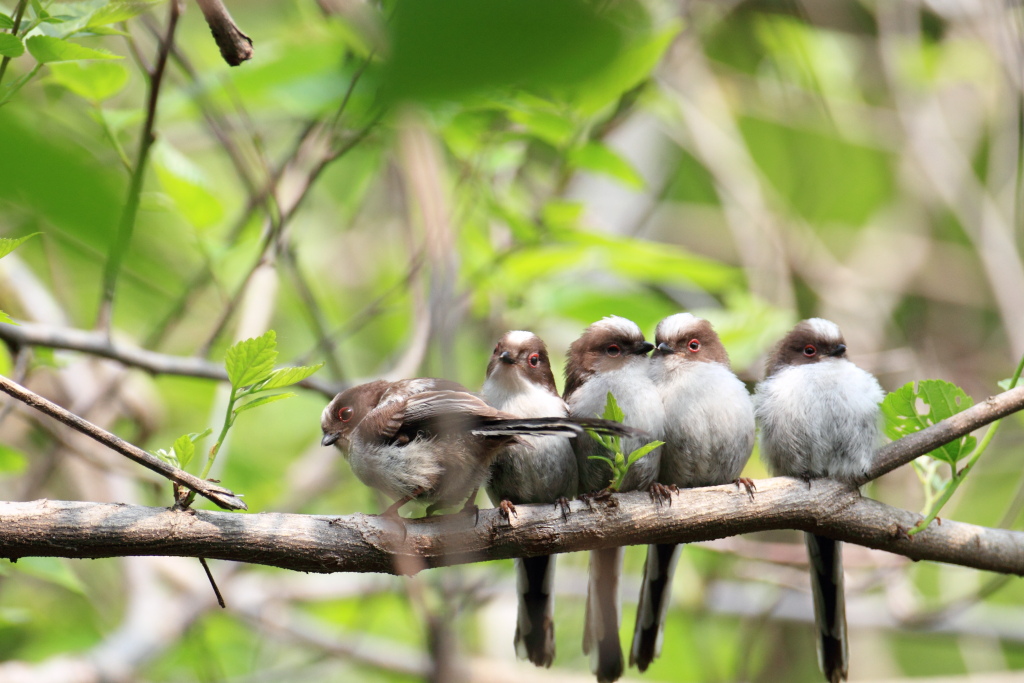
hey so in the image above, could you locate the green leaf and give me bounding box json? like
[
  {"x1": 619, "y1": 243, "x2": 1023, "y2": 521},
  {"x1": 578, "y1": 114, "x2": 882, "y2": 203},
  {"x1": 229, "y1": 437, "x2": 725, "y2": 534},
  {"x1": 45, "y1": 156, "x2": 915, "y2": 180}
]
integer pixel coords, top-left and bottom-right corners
[
  {"x1": 882, "y1": 380, "x2": 976, "y2": 465},
  {"x1": 153, "y1": 448, "x2": 178, "y2": 468},
  {"x1": 48, "y1": 60, "x2": 128, "y2": 101},
  {"x1": 0, "y1": 13, "x2": 14, "y2": 29},
  {"x1": 0, "y1": 310, "x2": 16, "y2": 326},
  {"x1": 0, "y1": 33, "x2": 24, "y2": 58},
  {"x1": 568, "y1": 142, "x2": 645, "y2": 190},
  {"x1": 0, "y1": 233, "x2": 40, "y2": 260},
  {"x1": 88, "y1": 0, "x2": 164, "y2": 27},
  {"x1": 234, "y1": 392, "x2": 297, "y2": 416},
  {"x1": 225, "y1": 330, "x2": 278, "y2": 389},
  {"x1": 26, "y1": 35, "x2": 122, "y2": 63},
  {"x1": 600, "y1": 391, "x2": 625, "y2": 423},
  {"x1": 152, "y1": 141, "x2": 224, "y2": 229},
  {"x1": 172, "y1": 433, "x2": 194, "y2": 470},
  {"x1": 257, "y1": 363, "x2": 324, "y2": 391},
  {"x1": 626, "y1": 440, "x2": 664, "y2": 467},
  {"x1": 998, "y1": 378, "x2": 1013, "y2": 391}
]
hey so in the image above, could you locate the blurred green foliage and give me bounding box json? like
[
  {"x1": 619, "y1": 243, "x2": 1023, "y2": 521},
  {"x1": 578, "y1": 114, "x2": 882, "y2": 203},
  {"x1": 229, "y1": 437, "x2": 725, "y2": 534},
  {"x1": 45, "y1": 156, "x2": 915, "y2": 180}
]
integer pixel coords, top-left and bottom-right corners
[{"x1": 0, "y1": 0, "x2": 1022, "y2": 681}]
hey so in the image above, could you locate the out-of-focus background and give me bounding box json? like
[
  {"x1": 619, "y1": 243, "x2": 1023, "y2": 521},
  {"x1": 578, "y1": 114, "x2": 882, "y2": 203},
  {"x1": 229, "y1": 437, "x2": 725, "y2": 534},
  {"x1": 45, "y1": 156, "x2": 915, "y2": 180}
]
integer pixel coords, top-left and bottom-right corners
[{"x1": 0, "y1": 0, "x2": 1022, "y2": 680}]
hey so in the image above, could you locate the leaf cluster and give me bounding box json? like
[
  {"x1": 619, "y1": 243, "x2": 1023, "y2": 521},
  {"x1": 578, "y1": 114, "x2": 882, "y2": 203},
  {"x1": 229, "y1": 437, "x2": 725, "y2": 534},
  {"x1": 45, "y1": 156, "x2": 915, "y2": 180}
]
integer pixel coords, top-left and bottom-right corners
[{"x1": 587, "y1": 391, "x2": 663, "y2": 492}]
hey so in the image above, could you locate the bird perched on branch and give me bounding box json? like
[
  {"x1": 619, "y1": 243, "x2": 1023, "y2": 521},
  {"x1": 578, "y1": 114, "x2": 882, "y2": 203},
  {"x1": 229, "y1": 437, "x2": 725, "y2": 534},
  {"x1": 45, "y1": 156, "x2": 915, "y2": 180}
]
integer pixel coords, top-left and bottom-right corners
[
  {"x1": 482, "y1": 330, "x2": 577, "y2": 667},
  {"x1": 321, "y1": 377, "x2": 635, "y2": 518},
  {"x1": 754, "y1": 318, "x2": 884, "y2": 683},
  {"x1": 630, "y1": 313, "x2": 755, "y2": 672},
  {"x1": 564, "y1": 316, "x2": 666, "y2": 683}
]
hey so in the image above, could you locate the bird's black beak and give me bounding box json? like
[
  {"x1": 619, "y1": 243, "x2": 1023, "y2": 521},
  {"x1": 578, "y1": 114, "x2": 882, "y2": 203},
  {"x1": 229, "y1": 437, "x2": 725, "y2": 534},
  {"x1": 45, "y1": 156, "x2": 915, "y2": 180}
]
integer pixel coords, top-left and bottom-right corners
[
  {"x1": 321, "y1": 433, "x2": 339, "y2": 447},
  {"x1": 828, "y1": 344, "x2": 847, "y2": 357},
  {"x1": 637, "y1": 341, "x2": 655, "y2": 355},
  {"x1": 499, "y1": 350, "x2": 515, "y2": 365},
  {"x1": 655, "y1": 342, "x2": 675, "y2": 355}
]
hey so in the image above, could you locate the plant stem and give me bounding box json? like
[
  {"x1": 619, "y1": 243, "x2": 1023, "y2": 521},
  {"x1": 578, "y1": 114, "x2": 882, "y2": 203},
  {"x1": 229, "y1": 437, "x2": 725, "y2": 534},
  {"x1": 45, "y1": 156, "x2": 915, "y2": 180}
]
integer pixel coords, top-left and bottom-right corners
[
  {"x1": 183, "y1": 385, "x2": 237, "y2": 508},
  {"x1": 909, "y1": 354, "x2": 1024, "y2": 535},
  {"x1": 96, "y1": 0, "x2": 182, "y2": 334},
  {"x1": 0, "y1": 0, "x2": 28, "y2": 88}
]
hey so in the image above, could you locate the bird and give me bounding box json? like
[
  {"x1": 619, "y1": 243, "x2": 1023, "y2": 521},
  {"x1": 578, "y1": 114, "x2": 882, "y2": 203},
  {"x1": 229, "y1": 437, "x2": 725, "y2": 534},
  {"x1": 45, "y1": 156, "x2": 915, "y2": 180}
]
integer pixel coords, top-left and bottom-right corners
[
  {"x1": 482, "y1": 330, "x2": 577, "y2": 667},
  {"x1": 630, "y1": 313, "x2": 755, "y2": 672},
  {"x1": 321, "y1": 377, "x2": 635, "y2": 519},
  {"x1": 564, "y1": 316, "x2": 666, "y2": 683},
  {"x1": 753, "y1": 318, "x2": 884, "y2": 683}
]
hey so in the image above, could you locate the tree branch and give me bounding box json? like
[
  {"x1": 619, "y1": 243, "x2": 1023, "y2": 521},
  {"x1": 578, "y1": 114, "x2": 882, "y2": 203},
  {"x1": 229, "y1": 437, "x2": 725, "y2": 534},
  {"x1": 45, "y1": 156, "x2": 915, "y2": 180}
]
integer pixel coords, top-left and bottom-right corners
[
  {"x1": 2, "y1": 479, "x2": 1022, "y2": 576},
  {"x1": 0, "y1": 320, "x2": 338, "y2": 398},
  {"x1": 0, "y1": 375, "x2": 246, "y2": 510},
  {"x1": 194, "y1": 0, "x2": 253, "y2": 66},
  {"x1": 861, "y1": 385, "x2": 1024, "y2": 484}
]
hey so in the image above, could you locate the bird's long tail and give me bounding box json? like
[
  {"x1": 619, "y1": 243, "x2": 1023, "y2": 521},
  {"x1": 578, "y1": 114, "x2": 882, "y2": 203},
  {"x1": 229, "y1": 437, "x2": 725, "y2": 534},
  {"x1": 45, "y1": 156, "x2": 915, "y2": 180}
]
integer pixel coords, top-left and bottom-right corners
[
  {"x1": 630, "y1": 543, "x2": 681, "y2": 672},
  {"x1": 805, "y1": 532, "x2": 848, "y2": 683},
  {"x1": 514, "y1": 555, "x2": 556, "y2": 667},
  {"x1": 584, "y1": 546, "x2": 624, "y2": 683},
  {"x1": 473, "y1": 417, "x2": 643, "y2": 439}
]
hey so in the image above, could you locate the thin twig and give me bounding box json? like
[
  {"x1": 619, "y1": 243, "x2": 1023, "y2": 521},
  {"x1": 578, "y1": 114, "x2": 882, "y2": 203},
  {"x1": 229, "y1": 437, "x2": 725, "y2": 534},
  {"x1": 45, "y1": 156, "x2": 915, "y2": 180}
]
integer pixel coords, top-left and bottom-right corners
[
  {"x1": 0, "y1": 375, "x2": 246, "y2": 510},
  {"x1": 96, "y1": 0, "x2": 183, "y2": 335}
]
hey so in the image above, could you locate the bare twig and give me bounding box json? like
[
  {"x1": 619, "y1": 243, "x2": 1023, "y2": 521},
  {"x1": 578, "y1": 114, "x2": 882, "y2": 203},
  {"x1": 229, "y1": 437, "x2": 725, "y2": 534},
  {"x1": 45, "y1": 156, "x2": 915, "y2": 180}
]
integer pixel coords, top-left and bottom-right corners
[
  {"x1": 0, "y1": 375, "x2": 246, "y2": 510},
  {"x1": 0, "y1": 320, "x2": 338, "y2": 397},
  {"x1": 194, "y1": 0, "x2": 253, "y2": 66}
]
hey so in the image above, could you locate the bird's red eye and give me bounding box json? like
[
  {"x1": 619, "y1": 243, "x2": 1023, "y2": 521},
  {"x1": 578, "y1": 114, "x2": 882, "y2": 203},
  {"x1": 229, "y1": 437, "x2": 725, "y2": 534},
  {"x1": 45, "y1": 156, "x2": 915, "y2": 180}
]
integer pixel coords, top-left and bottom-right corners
[
  {"x1": 688, "y1": 339, "x2": 700, "y2": 352},
  {"x1": 528, "y1": 353, "x2": 540, "y2": 367},
  {"x1": 338, "y1": 406, "x2": 354, "y2": 422},
  {"x1": 606, "y1": 344, "x2": 621, "y2": 357},
  {"x1": 803, "y1": 345, "x2": 817, "y2": 357}
]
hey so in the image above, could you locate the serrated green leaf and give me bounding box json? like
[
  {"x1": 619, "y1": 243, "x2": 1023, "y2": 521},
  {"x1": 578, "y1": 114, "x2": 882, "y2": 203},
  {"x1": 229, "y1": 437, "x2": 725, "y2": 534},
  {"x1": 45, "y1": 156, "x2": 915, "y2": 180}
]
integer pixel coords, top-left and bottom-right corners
[
  {"x1": 600, "y1": 391, "x2": 624, "y2": 423},
  {"x1": 172, "y1": 433, "x2": 195, "y2": 470},
  {"x1": 257, "y1": 363, "x2": 324, "y2": 391},
  {"x1": 569, "y1": 141, "x2": 645, "y2": 190},
  {"x1": 27, "y1": 35, "x2": 122, "y2": 63},
  {"x1": 882, "y1": 380, "x2": 976, "y2": 465},
  {"x1": 0, "y1": 13, "x2": 14, "y2": 29},
  {"x1": 225, "y1": 330, "x2": 278, "y2": 388},
  {"x1": 0, "y1": 33, "x2": 24, "y2": 58},
  {"x1": 48, "y1": 60, "x2": 128, "y2": 101},
  {"x1": 234, "y1": 392, "x2": 297, "y2": 416},
  {"x1": 88, "y1": 0, "x2": 163, "y2": 27},
  {"x1": 0, "y1": 233, "x2": 40, "y2": 260},
  {"x1": 626, "y1": 440, "x2": 664, "y2": 466}
]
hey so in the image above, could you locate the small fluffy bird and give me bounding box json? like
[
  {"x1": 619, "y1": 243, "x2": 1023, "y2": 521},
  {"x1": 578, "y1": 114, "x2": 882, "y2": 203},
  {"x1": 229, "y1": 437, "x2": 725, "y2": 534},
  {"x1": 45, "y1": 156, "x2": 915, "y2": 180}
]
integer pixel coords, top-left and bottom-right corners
[
  {"x1": 482, "y1": 330, "x2": 577, "y2": 667},
  {"x1": 321, "y1": 378, "x2": 633, "y2": 518},
  {"x1": 564, "y1": 316, "x2": 666, "y2": 683},
  {"x1": 630, "y1": 313, "x2": 755, "y2": 672},
  {"x1": 754, "y1": 318, "x2": 884, "y2": 683}
]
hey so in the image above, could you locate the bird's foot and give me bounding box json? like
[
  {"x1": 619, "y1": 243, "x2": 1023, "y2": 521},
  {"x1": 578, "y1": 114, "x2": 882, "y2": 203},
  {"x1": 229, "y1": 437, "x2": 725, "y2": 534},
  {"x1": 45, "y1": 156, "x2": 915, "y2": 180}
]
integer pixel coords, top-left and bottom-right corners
[
  {"x1": 648, "y1": 482, "x2": 677, "y2": 507},
  {"x1": 734, "y1": 477, "x2": 756, "y2": 501},
  {"x1": 499, "y1": 499, "x2": 518, "y2": 522},
  {"x1": 460, "y1": 499, "x2": 481, "y2": 526},
  {"x1": 554, "y1": 496, "x2": 571, "y2": 520}
]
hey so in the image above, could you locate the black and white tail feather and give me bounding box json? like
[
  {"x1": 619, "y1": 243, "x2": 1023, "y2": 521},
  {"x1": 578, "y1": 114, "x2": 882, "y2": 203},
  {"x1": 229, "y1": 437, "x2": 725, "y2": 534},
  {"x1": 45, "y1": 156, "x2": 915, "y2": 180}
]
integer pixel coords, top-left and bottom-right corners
[
  {"x1": 630, "y1": 543, "x2": 682, "y2": 671},
  {"x1": 806, "y1": 533, "x2": 847, "y2": 683},
  {"x1": 471, "y1": 417, "x2": 643, "y2": 439}
]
